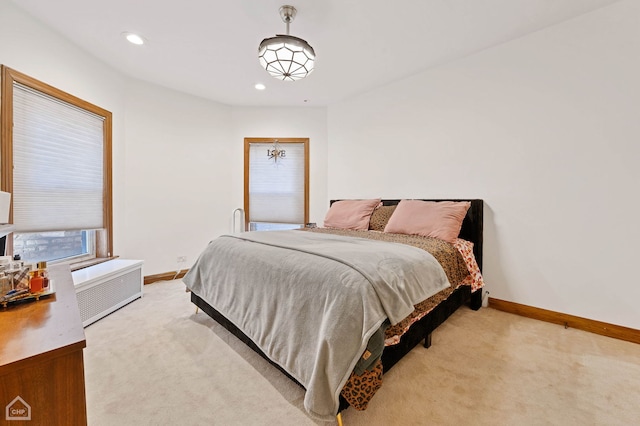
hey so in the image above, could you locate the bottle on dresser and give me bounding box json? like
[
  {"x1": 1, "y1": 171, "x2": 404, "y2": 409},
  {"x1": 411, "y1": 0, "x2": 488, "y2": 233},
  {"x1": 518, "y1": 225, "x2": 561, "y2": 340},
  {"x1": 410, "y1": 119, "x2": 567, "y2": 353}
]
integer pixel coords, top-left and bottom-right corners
[{"x1": 38, "y1": 261, "x2": 49, "y2": 290}]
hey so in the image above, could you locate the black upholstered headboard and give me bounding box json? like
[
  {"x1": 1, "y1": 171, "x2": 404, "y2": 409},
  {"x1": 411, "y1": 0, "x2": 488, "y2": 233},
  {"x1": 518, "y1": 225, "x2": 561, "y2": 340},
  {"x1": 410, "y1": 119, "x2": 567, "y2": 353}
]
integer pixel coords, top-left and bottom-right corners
[{"x1": 329, "y1": 199, "x2": 483, "y2": 271}]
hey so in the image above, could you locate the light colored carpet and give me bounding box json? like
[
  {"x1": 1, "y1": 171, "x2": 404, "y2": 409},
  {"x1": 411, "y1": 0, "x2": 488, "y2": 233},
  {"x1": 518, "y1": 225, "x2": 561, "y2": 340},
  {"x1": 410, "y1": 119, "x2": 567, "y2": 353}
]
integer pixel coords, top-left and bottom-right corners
[{"x1": 84, "y1": 280, "x2": 640, "y2": 425}]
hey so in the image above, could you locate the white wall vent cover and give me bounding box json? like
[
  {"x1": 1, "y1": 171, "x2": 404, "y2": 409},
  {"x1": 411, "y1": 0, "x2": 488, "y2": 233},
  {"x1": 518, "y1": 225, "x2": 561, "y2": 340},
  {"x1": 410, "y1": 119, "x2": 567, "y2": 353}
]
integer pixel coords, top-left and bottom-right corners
[{"x1": 73, "y1": 259, "x2": 144, "y2": 327}]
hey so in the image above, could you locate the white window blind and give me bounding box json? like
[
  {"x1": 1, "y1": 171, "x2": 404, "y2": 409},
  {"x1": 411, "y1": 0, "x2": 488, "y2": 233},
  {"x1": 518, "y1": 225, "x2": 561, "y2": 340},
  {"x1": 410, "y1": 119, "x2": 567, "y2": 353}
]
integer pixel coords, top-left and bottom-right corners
[
  {"x1": 12, "y1": 83, "x2": 105, "y2": 232},
  {"x1": 248, "y1": 142, "x2": 305, "y2": 224}
]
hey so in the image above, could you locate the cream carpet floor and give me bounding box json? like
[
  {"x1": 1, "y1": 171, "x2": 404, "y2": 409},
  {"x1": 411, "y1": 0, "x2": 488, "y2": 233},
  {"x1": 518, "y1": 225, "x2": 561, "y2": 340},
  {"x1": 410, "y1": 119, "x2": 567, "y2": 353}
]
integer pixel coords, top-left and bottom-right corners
[{"x1": 84, "y1": 280, "x2": 640, "y2": 426}]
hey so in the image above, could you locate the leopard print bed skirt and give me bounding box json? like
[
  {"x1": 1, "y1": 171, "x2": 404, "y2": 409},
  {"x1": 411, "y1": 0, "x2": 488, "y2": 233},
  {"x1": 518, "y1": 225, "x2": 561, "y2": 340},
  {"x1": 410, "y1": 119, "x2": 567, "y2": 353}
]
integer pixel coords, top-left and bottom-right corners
[{"x1": 341, "y1": 359, "x2": 384, "y2": 411}]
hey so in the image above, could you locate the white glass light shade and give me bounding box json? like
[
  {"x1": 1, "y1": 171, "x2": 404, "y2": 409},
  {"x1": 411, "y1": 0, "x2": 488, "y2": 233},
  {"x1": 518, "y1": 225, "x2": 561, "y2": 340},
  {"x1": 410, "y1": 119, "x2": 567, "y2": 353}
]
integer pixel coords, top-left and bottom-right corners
[{"x1": 258, "y1": 35, "x2": 315, "y2": 81}]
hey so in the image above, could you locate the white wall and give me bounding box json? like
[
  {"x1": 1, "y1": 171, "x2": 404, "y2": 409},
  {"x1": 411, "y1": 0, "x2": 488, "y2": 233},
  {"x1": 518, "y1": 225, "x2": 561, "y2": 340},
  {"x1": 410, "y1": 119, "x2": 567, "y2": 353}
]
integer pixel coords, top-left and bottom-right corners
[
  {"x1": 119, "y1": 80, "x2": 233, "y2": 274},
  {"x1": 328, "y1": 0, "x2": 640, "y2": 329},
  {"x1": 122, "y1": 100, "x2": 329, "y2": 274},
  {"x1": 230, "y1": 107, "x2": 329, "y2": 226}
]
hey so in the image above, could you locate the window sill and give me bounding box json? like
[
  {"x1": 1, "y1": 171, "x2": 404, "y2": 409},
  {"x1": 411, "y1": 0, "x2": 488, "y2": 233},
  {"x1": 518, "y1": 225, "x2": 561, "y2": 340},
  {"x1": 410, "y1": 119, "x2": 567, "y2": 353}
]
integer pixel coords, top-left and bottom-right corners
[{"x1": 69, "y1": 256, "x2": 119, "y2": 272}]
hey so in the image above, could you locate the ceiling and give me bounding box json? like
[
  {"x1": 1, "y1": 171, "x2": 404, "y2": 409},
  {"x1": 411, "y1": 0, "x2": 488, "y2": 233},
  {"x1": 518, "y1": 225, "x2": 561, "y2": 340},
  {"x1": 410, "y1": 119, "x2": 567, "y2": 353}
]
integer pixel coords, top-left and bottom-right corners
[{"x1": 11, "y1": 0, "x2": 619, "y2": 107}]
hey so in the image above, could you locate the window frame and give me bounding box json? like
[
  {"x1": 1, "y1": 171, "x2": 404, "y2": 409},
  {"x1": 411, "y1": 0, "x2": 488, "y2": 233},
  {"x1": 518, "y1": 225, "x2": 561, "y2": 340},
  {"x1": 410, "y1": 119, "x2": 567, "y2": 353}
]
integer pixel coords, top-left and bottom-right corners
[
  {"x1": 243, "y1": 137, "x2": 309, "y2": 230},
  {"x1": 1, "y1": 66, "x2": 113, "y2": 267}
]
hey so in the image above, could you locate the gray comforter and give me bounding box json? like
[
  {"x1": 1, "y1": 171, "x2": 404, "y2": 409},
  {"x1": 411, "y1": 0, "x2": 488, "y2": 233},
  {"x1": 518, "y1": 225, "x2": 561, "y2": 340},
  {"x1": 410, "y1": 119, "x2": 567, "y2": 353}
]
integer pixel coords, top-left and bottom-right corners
[{"x1": 183, "y1": 230, "x2": 450, "y2": 421}]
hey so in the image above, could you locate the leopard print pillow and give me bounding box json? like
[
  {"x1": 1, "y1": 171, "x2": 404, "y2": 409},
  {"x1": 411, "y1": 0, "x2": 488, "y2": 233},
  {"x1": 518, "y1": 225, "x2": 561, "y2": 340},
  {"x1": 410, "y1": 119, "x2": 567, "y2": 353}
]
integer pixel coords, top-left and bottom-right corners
[{"x1": 368, "y1": 205, "x2": 396, "y2": 231}]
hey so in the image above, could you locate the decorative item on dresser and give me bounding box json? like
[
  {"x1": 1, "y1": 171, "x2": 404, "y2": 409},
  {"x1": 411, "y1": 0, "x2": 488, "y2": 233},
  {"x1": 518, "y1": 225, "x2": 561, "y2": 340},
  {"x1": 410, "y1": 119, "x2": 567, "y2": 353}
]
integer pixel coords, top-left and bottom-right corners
[{"x1": 184, "y1": 198, "x2": 484, "y2": 423}]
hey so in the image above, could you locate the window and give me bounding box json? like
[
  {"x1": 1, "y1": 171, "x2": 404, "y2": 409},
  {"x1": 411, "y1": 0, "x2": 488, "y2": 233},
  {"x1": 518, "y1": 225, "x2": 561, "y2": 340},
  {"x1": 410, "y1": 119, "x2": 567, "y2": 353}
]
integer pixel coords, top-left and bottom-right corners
[
  {"x1": 244, "y1": 138, "x2": 309, "y2": 231},
  {"x1": 1, "y1": 66, "x2": 112, "y2": 266}
]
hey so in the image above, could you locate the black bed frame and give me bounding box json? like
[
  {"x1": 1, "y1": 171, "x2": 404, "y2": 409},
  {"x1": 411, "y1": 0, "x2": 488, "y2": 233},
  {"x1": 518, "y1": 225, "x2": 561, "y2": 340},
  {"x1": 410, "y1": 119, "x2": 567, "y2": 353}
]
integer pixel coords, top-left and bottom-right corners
[{"x1": 190, "y1": 198, "x2": 483, "y2": 413}]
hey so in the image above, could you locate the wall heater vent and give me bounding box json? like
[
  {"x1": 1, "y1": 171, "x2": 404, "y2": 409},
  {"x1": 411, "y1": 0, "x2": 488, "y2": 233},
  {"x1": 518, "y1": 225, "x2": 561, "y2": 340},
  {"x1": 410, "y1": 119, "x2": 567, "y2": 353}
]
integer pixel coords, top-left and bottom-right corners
[{"x1": 73, "y1": 259, "x2": 144, "y2": 327}]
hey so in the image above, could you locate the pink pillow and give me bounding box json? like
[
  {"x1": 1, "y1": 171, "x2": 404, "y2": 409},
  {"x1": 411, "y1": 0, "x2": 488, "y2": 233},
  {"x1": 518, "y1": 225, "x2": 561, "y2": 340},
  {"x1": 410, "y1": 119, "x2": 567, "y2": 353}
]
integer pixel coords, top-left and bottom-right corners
[
  {"x1": 323, "y1": 199, "x2": 382, "y2": 230},
  {"x1": 383, "y1": 200, "x2": 470, "y2": 243}
]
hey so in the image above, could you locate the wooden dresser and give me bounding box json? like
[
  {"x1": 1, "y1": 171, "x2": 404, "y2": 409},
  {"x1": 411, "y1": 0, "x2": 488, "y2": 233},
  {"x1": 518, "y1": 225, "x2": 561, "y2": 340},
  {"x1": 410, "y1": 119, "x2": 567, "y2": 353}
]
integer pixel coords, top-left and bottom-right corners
[{"x1": 0, "y1": 264, "x2": 87, "y2": 425}]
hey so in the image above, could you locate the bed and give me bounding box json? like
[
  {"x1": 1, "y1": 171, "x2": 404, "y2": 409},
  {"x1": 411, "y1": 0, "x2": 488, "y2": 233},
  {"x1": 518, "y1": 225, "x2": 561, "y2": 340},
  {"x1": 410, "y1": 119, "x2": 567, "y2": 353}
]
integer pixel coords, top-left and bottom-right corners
[{"x1": 184, "y1": 198, "x2": 484, "y2": 423}]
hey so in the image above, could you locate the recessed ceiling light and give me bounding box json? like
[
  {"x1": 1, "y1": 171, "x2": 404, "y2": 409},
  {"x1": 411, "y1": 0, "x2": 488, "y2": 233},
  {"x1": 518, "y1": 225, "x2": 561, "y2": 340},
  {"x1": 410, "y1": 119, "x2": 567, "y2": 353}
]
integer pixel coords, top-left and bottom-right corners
[
  {"x1": 123, "y1": 32, "x2": 145, "y2": 45},
  {"x1": 255, "y1": 83, "x2": 266, "y2": 90}
]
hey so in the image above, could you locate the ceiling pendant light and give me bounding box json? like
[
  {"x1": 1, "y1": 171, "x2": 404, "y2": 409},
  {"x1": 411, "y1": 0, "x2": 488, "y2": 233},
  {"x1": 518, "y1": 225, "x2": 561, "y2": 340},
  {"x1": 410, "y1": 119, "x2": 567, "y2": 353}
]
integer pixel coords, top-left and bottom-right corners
[{"x1": 258, "y1": 5, "x2": 315, "y2": 81}]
